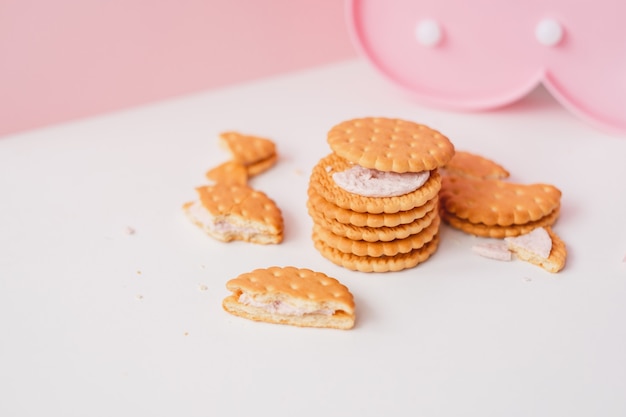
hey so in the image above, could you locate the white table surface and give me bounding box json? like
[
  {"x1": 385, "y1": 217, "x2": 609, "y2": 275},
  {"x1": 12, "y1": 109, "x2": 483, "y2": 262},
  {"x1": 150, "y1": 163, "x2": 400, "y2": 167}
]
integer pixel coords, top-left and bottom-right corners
[{"x1": 1, "y1": 59, "x2": 625, "y2": 417}]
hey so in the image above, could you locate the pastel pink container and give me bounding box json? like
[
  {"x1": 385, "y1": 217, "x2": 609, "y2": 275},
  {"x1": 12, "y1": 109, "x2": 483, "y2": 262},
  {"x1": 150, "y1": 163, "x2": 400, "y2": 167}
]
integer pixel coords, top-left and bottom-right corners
[{"x1": 346, "y1": 0, "x2": 626, "y2": 135}]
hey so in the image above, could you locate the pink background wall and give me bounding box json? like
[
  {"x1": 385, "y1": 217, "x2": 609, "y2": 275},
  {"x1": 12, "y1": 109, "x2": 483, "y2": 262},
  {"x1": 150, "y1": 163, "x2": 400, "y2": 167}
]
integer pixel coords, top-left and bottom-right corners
[{"x1": 0, "y1": 0, "x2": 357, "y2": 137}]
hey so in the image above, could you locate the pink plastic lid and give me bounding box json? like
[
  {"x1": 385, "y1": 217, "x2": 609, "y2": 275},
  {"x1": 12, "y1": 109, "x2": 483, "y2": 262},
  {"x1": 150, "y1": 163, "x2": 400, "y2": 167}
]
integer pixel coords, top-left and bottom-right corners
[{"x1": 346, "y1": 0, "x2": 626, "y2": 135}]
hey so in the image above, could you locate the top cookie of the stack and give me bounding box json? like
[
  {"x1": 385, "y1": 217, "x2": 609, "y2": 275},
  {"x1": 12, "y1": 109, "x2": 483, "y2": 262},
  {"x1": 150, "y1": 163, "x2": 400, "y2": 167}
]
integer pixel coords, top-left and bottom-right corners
[{"x1": 327, "y1": 117, "x2": 455, "y2": 173}]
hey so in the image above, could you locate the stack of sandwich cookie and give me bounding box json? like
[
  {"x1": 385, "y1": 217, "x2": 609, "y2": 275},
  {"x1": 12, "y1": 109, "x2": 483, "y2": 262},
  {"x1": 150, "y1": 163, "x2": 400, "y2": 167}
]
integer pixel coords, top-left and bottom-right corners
[{"x1": 307, "y1": 117, "x2": 455, "y2": 272}]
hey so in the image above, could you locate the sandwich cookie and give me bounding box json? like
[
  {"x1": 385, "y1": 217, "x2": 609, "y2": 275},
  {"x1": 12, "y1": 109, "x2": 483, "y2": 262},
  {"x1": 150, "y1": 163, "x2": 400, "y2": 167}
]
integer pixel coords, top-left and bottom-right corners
[
  {"x1": 183, "y1": 183, "x2": 284, "y2": 244},
  {"x1": 307, "y1": 117, "x2": 454, "y2": 272},
  {"x1": 223, "y1": 266, "x2": 356, "y2": 329},
  {"x1": 439, "y1": 174, "x2": 561, "y2": 237}
]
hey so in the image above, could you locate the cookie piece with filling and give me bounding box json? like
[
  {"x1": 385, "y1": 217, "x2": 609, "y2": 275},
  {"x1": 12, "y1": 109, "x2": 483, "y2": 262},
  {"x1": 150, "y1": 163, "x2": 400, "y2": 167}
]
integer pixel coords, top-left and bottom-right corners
[
  {"x1": 439, "y1": 175, "x2": 561, "y2": 227},
  {"x1": 440, "y1": 206, "x2": 560, "y2": 238},
  {"x1": 505, "y1": 227, "x2": 567, "y2": 273},
  {"x1": 183, "y1": 183, "x2": 283, "y2": 244},
  {"x1": 309, "y1": 153, "x2": 441, "y2": 214},
  {"x1": 223, "y1": 266, "x2": 355, "y2": 329}
]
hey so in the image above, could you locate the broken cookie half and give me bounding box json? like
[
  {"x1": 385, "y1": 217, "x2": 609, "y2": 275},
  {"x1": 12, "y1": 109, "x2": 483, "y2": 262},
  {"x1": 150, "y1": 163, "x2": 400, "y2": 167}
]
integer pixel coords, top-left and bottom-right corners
[
  {"x1": 183, "y1": 183, "x2": 283, "y2": 244},
  {"x1": 505, "y1": 227, "x2": 567, "y2": 273},
  {"x1": 219, "y1": 131, "x2": 278, "y2": 177},
  {"x1": 223, "y1": 266, "x2": 356, "y2": 329},
  {"x1": 472, "y1": 227, "x2": 567, "y2": 273}
]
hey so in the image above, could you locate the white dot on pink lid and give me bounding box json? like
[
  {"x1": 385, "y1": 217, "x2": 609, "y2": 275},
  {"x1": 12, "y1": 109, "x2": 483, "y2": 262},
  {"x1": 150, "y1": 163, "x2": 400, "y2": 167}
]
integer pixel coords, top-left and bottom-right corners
[
  {"x1": 415, "y1": 19, "x2": 442, "y2": 47},
  {"x1": 535, "y1": 18, "x2": 563, "y2": 46}
]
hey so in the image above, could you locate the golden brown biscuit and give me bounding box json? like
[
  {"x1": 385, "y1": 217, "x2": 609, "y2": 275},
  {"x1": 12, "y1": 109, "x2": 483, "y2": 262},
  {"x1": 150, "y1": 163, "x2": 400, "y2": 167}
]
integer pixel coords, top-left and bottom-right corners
[
  {"x1": 307, "y1": 186, "x2": 438, "y2": 228},
  {"x1": 309, "y1": 200, "x2": 439, "y2": 242},
  {"x1": 327, "y1": 117, "x2": 455, "y2": 173},
  {"x1": 183, "y1": 183, "x2": 283, "y2": 244},
  {"x1": 505, "y1": 227, "x2": 567, "y2": 273},
  {"x1": 442, "y1": 150, "x2": 510, "y2": 180},
  {"x1": 219, "y1": 131, "x2": 278, "y2": 176},
  {"x1": 309, "y1": 153, "x2": 442, "y2": 214},
  {"x1": 205, "y1": 161, "x2": 249, "y2": 185},
  {"x1": 441, "y1": 206, "x2": 560, "y2": 238},
  {"x1": 222, "y1": 266, "x2": 355, "y2": 329},
  {"x1": 312, "y1": 216, "x2": 440, "y2": 257},
  {"x1": 439, "y1": 175, "x2": 561, "y2": 226},
  {"x1": 246, "y1": 153, "x2": 278, "y2": 177},
  {"x1": 313, "y1": 233, "x2": 440, "y2": 272}
]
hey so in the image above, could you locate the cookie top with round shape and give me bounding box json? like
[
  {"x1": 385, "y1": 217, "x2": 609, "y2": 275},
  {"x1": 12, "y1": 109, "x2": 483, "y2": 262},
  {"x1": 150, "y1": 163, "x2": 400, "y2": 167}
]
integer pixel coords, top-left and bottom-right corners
[{"x1": 327, "y1": 117, "x2": 454, "y2": 173}]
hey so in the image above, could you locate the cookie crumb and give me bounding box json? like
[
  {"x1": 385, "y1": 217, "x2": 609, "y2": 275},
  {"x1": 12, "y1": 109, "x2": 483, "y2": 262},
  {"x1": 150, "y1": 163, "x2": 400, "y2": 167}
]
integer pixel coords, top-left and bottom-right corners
[
  {"x1": 125, "y1": 226, "x2": 136, "y2": 235},
  {"x1": 136, "y1": 270, "x2": 142, "y2": 275},
  {"x1": 198, "y1": 284, "x2": 208, "y2": 291},
  {"x1": 135, "y1": 294, "x2": 144, "y2": 300},
  {"x1": 183, "y1": 331, "x2": 189, "y2": 336}
]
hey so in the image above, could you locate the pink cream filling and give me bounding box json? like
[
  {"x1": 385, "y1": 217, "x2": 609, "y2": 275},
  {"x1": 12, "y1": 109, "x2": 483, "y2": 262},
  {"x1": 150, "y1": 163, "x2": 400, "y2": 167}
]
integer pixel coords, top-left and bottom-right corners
[
  {"x1": 472, "y1": 241, "x2": 512, "y2": 261},
  {"x1": 505, "y1": 227, "x2": 552, "y2": 259},
  {"x1": 332, "y1": 164, "x2": 430, "y2": 197},
  {"x1": 238, "y1": 293, "x2": 334, "y2": 316},
  {"x1": 213, "y1": 218, "x2": 259, "y2": 236},
  {"x1": 187, "y1": 201, "x2": 262, "y2": 237}
]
